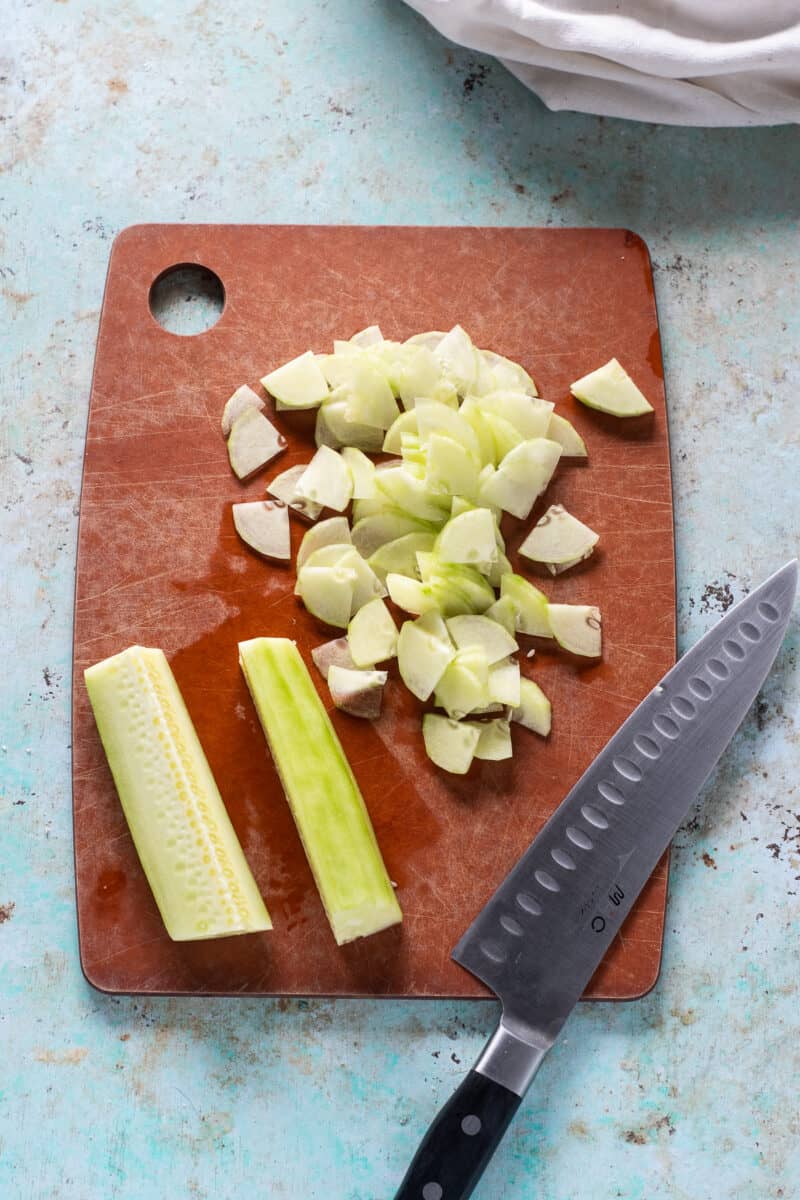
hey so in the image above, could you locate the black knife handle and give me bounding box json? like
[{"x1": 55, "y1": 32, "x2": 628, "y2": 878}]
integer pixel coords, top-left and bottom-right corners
[{"x1": 394, "y1": 1070, "x2": 521, "y2": 1200}]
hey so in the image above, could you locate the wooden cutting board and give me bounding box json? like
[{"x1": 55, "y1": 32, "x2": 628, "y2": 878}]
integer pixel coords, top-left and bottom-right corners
[{"x1": 72, "y1": 224, "x2": 675, "y2": 999}]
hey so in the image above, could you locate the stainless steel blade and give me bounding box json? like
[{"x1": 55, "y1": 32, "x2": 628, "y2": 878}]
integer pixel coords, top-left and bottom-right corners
[{"x1": 453, "y1": 560, "x2": 797, "y2": 1094}]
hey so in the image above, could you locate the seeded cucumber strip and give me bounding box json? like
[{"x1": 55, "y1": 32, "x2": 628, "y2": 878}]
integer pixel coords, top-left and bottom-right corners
[
  {"x1": 84, "y1": 646, "x2": 272, "y2": 941},
  {"x1": 239, "y1": 637, "x2": 402, "y2": 945}
]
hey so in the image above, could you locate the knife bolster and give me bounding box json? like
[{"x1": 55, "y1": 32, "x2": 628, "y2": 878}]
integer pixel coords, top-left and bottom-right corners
[{"x1": 474, "y1": 1020, "x2": 549, "y2": 1097}]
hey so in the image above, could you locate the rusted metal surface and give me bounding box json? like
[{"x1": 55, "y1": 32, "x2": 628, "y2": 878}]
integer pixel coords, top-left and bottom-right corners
[{"x1": 1, "y1": 1, "x2": 798, "y2": 1197}]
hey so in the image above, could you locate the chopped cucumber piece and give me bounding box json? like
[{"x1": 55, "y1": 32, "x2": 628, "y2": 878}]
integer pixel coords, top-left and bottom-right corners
[
  {"x1": 479, "y1": 349, "x2": 537, "y2": 396},
  {"x1": 512, "y1": 677, "x2": 552, "y2": 736},
  {"x1": 221, "y1": 384, "x2": 265, "y2": 437},
  {"x1": 450, "y1": 494, "x2": 475, "y2": 519},
  {"x1": 425, "y1": 433, "x2": 480, "y2": 501},
  {"x1": 427, "y1": 564, "x2": 495, "y2": 616},
  {"x1": 437, "y1": 508, "x2": 498, "y2": 565},
  {"x1": 386, "y1": 572, "x2": 429, "y2": 615},
  {"x1": 239, "y1": 638, "x2": 402, "y2": 944},
  {"x1": 227, "y1": 407, "x2": 288, "y2": 480},
  {"x1": 415, "y1": 399, "x2": 481, "y2": 461},
  {"x1": 328, "y1": 665, "x2": 387, "y2": 719},
  {"x1": 400, "y1": 432, "x2": 427, "y2": 472},
  {"x1": 470, "y1": 349, "x2": 497, "y2": 397},
  {"x1": 315, "y1": 399, "x2": 384, "y2": 452},
  {"x1": 319, "y1": 354, "x2": 355, "y2": 389},
  {"x1": 267, "y1": 464, "x2": 323, "y2": 521},
  {"x1": 348, "y1": 598, "x2": 398, "y2": 666},
  {"x1": 434, "y1": 648, "x2": 490, "y2": 719},
  {"x1": 343, "y1": 361, "x2": 400, "y2": 429},
  {"x1": 297, "y1": 563, "x2": 357, "y2": 628},
  {"x1": 500, "y1": 575, "x2": 551, "y2": 637},
  {"x1": 519, "y1": 504, "x2": 599, "y2": 572},
  {"x1": 478, "y1": 437, "x2": 562, "y2": 519},
  {"x1": 487, "y1": 656, "x2": 521, "y2": 707},
  {"x1": 484, "y1": 594, "x2": 519, "y2": 636},
  {"x1": 85, "y1": 646, "x2": 272, "y2": 940},
  {"x1": 477, "y1": 390, "x2": 553, "y2": 440},
  {"x1": 547, "y1": 412, "x2": 587, "y2": 457},
  {"x1": 570, "y1": 358, "x2": 653, "y2": 417},
  {"x1": 375, "y1": 464, "x2": 452, "y2": 523},
  {"x1": 415, "y1": 550, "x2": 435, "y2": 581},
  {"x1": 232, "y1": 499, "x2": 290, "y2": 562},
  {"x1": 548, "y1": 604, "x2": 602, "y2": 657},
  {"x1": 349, "y1": 324, "x2": 384, "y2": 348},
  {"x1": 297, "y1": 446, "x2": 353, "y2": 512},
  {"x1": 397, "y1": 611, "x2": 455, "y2": 700},
  {"x1": 470, "y1": 718, "x2": 513, "y2": 761},
  {"x1": 460, "y1": 403, "x2": 496, "y2": 466},
  {"x1": 406, "y1": 330, "x2": 446, "y2": 352},
  {"x1": 433, "y1": 324, "x2": 478, "y2": 394},
  {"x1": 422, "y1": 713, "x2": 480, "y2": 774},
  {"x1": 299, "y1": 543, "x2": 357, "y2": 569},
  {"x1": 382, "y1": 409, "x2": 418, "y2": 453},
  {"x1": 340, "y1": 446, "x2": 376, "y2": 499},
  {"x1": 429, "y1": 380, "x2": 460, "y2": 409},
  {"x1": 300, "y1": 545, "x2": 385, "y2": 614},
  {"x1": 483, "y1": 411, "x2": 524, "y2": 461},
  {"x1": 297, "y1": 517, "x2": 352, "y2": 571},
  {"x1": 352, "y1": 487, "x2": 398, "y2": 523},
  {"x1": 351, "y1": 511, "x2": 439, "y2": 558},
  {"x1": 311, "y1": 637, "x2": 359, "y2": 680},
  {"x1": 485, "y1": 550, "x2": 513, "y2": 589},
  {"x1": 391, "y1": 345, "x2": 441, "y2": 409},
  {"x1": 262, "y1": 350, "x2": 329, "y2": 411},
  {"x1": 368, "y1": 532, "x2": 436, "y2": 584},
  {"x1": 446, "y1": 613, "x2": 518, "y2": 664}
]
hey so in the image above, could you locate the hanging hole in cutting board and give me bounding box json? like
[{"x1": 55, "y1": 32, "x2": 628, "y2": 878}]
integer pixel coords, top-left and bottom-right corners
[{"x1": 149, "y1": 263, "x2": 225, "y2": 335}]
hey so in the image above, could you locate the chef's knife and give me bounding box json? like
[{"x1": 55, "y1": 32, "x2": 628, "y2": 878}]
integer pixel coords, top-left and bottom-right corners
[{"x1": 395, "y1": 560, "x2": 797, "y2": 1200}]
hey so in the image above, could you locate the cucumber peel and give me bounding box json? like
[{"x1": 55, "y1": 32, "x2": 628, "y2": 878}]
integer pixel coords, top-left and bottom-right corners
[{"x1": 328, "y1": 665, "x2": 387, "y2": 719}]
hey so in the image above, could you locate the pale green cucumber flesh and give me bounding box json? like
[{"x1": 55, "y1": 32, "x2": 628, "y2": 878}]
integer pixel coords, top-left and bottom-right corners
[
  {"x1": 422, "y1": 714, "x2": 480, "y2": 775},
  {"x1": 239, "y1": 638, "x2": 401, "y2": 944},
  {"x1": 85, "y1": 646, "x2": 271, "y2": 941}
]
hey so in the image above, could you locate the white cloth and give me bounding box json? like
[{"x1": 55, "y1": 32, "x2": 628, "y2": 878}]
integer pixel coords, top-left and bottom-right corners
[{"x1": 404, "y1": 0, "x2": 800, "y2": 125}]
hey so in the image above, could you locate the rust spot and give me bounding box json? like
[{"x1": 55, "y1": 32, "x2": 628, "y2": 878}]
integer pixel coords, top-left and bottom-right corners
[
  {"x1": 513, "y1": 183, "x2": 526, "y2": 195},
  {"x1": 766, "y1": 843, "x2": 781, "y2": 860},
  {"x1": 35, "y1": 1047, "x2": 89, "y2": 1065},
  {"x1": 107, "y1": 78, "x2": 129, "y2": 97},
  {"x1": 699, "y1": 579, "x2": 735, "y2": 614},
  {"x1": 701, "y1": 852, "x2": 717, "y2": 869},
  {"x1": 3, "y1": 289, "x2": 34, "y2": 311},
  {"x1": 0, "y1": 902, "x2": 15, "y2": 924},
  {"x1": 119, "y1": 1033, "x2": 131, "y2": 1041},
  {"x1": 462, "y1": 63, "x2": 489, "y2": 95},
  {"x1": 568, "y1": 1119, "x2": 590, "y2": 1139},
  {"x1": 551, "y1": 187, "x2": 575, "y2": 205},
  {"x1": 624, "y1": 1129, "x2": 647, "y2": 1145}
]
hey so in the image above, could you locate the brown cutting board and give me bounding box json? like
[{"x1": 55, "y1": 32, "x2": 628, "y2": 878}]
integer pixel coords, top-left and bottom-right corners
[{"x1": 72, "y1": 224, "x2": 675, "y2": 999}]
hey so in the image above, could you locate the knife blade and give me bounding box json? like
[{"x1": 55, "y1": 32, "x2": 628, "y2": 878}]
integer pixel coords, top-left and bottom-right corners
[{"x1": 394, "y1": 559, "x2": 797, "y2": 1200}]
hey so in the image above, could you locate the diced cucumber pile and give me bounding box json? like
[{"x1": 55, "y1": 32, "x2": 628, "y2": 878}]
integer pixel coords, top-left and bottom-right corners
[{"x1": 226, "y1": 324, "x2": 609, "y2": 773}]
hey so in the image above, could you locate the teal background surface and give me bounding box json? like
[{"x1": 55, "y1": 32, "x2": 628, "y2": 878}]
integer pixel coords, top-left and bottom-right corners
[{"x1": 2, "y1": 2, "x2": 798, "y2": 1197}]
